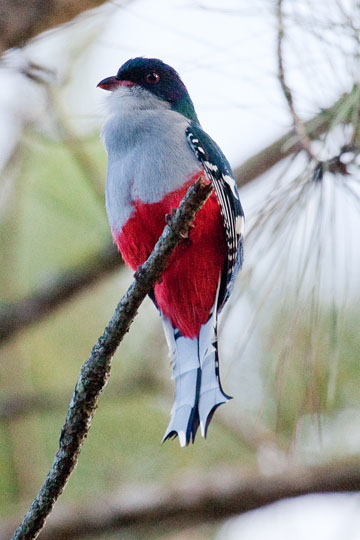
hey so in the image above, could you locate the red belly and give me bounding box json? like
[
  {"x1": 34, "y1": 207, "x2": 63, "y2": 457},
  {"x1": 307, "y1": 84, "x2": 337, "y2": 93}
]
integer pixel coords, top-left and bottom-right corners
[{"x1": 113, "y1": 173, "x2": 226, "y2": 338}]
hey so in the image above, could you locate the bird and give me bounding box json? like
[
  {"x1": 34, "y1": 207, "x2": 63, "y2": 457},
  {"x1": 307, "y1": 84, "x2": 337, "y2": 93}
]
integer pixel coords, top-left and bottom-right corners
[{"x1": 98, "y1": 58, "x2": 244, "y2": 447}]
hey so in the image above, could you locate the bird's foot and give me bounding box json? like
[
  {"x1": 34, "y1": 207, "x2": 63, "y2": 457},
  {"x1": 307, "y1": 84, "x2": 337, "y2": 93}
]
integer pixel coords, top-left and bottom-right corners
[
  {"x1": 134, "y1": 265, "x2": 143, "y2": 279},
  {"x1": 179, "y1": 222, "x2": 195, "y2": 239},
  {"x1": 166, "y1": 208, "x2": 195, "y2": 239},
  {"x1": 165, "y1": 208, "x2": 176, "y2": 226}
]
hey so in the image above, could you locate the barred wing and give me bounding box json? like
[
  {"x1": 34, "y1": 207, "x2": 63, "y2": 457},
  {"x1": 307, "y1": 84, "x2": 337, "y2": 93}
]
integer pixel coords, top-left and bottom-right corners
[{"x1": 186, "y1": 123, "x2": 244, "y2": 310}]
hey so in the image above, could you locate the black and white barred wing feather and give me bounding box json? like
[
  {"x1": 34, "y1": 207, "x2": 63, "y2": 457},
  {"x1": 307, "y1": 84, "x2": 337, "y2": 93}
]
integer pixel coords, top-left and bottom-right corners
[
  {"x1": 161, "y1": 124, "x2": 244, "y2": 446},
  {"x1": 186, "y1": 123, "x2": 244, "y2": 310}
]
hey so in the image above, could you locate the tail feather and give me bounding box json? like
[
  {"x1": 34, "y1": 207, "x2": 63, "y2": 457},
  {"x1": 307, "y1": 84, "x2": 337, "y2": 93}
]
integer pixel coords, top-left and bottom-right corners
[
  {"x1": 198, "y1": 312, "x2": 231, "y2": 438},
  {"x1": 162, "y1": 300, "x2": 230, "y2": 446},
  {"x1": 162, "y1": 320, "x2": 201, "y2": 446}
]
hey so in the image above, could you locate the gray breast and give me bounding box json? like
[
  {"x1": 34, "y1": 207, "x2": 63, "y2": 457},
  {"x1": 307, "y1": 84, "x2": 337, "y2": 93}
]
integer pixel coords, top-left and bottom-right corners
[{"x1": 102, "y1": 107, "x2": 202, "y2": 233}]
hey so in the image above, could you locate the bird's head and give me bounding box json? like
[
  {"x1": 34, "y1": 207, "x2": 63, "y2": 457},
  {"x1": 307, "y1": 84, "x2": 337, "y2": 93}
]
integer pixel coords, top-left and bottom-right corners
[{"x1": 97, "y1": 57, "x2": 199, "y2": 123}]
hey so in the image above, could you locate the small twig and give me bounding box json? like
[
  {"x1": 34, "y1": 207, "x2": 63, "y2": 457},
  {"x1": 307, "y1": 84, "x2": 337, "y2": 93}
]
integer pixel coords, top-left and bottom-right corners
[
  {"x1": 276, "y1": 0, "x2": 316, "y2": 160},
  {"x1": 0, "y1": 90, "x2": 353, "y2": 347},
  {"x1": 10, "y1": 179, "x2": 213, "y2": 540}
]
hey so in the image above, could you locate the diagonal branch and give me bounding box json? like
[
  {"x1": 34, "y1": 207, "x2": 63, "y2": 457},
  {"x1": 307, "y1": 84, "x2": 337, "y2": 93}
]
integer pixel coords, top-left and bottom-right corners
[
  {"x1": 10, "y1": 179, "x2": 213, "y2": 540},
  {"x1": 0, "y1": 244, "x2": 121, "y2": 344},
  {"x1": 3, "y1": 461, "x2": 360, "y2": 540},
  {"x1": 0, "y1": 89, "x2": 354, "y2": 346}
]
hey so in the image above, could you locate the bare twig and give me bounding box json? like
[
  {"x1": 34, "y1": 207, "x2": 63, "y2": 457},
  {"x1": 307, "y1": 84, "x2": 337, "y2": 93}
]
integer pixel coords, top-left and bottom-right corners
[
  {"x1": 3, "y1": 461, "x2": 360, "y2": 540},
  {"x1": 276, "y1": 0, "x2": 316, "y2": 160},
  {"x1": 0, "y1": 90, "x2": 353, "y2": 347},
  {"x1": 10, "y1": 179, "x2": 213, "y2": 540}
]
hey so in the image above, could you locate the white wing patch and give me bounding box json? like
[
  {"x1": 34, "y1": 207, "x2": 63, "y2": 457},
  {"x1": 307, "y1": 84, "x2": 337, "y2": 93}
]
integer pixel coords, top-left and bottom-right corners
[
  {"x1": 235, "y1": 215, "x2": 245, "y2": 236},
  {"x1": 223, "y1": 174, "x2": 239, "y2": 199}
]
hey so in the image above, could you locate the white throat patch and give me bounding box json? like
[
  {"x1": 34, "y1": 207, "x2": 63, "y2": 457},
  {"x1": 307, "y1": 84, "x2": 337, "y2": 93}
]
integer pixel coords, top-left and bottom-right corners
[{"x1": 106, "y1": 85, "x2": 171, "y2": 116}]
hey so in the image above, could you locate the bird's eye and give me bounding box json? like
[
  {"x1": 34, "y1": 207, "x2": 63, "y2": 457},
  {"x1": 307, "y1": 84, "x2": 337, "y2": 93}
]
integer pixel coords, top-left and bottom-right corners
[{"x1": 145, "y1": 71, "x2": 160, "y2": 84}]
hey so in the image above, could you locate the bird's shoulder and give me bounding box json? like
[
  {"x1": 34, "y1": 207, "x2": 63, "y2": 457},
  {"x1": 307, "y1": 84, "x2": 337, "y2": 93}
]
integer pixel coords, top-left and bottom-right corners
[{"x1": 185, "y1": 122, "x2": 233, "y2": 178}]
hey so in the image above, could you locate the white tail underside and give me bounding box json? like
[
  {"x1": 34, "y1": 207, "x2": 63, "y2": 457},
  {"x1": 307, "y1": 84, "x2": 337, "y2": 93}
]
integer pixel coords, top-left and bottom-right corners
[{"x1": 161, "y1": 288, "x2": 230, "y2": 447}]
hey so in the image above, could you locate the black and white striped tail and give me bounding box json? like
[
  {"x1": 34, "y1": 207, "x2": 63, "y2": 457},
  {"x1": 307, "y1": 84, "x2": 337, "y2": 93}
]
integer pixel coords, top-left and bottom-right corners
[{"x1": 161, "y1": 299, "x2": 230, "y2": 447}]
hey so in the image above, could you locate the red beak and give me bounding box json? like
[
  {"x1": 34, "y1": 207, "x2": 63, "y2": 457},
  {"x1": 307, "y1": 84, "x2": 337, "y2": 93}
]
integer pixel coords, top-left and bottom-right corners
[{"x1": 97, "y1": 76, "x2": 135, "y2": 91}]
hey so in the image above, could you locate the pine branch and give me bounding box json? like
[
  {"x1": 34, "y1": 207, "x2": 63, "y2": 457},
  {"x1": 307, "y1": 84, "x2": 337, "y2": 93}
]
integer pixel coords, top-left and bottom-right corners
[
  {"x1": 10, "y1": 179, "x2": 213, "y2": 540},
  {"x1": 0, "y1": 89, "x2": 354, "y2": 346},
  {"x1": 233, "y1": 89, "x2": 353, "y2": 187}
]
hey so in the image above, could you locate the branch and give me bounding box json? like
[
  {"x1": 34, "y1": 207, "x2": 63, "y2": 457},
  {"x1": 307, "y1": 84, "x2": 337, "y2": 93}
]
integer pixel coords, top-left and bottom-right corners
[
  {"x1": 3, "y1": 461, "x2": 360, "y2": 540},
  {"x1": 0, "y1": 90, "x2": 353, "y2": 346},
  {"x1": 0, "y1": 0, "x2": 112, "y2": 56},
  {"x1": 10, "y1": 179, "x2": 213, "y2": 540},
  {"x1": 233, "y1": 89, "x2": 353, "y2": 187},
  {"x1": 276, "y1": 0, "x2": 316, "y2": 160},
  {"x1": 0, "y1": 244, "x2": 121, "y2": 344}
]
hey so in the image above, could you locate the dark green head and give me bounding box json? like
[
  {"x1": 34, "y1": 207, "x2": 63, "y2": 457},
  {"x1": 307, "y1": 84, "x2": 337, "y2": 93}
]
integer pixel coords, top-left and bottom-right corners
[{"x1": 97, "y1": 57, "x2": 199, "y2": 123}]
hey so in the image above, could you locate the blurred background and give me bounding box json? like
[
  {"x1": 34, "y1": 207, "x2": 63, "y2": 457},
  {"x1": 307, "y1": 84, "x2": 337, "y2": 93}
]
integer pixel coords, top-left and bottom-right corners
[{"x1": 1, "y1": 0, "x2": 360, "y2": 538}]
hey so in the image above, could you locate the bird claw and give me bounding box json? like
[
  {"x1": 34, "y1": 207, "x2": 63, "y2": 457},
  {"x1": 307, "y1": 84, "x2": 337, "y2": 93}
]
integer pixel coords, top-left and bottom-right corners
[
  {"x1": 179, "y1": 223, "x2": 195, "y2": 239},
  {"x1": 165, "y1": 208, "x2": 177, "y2": 226},
  {"x1": 134, "y1": 265, "x2": 143, "y2": 279},
  {"x1": 166, "y1": 208, "x2": 195, "y2": 238}
]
